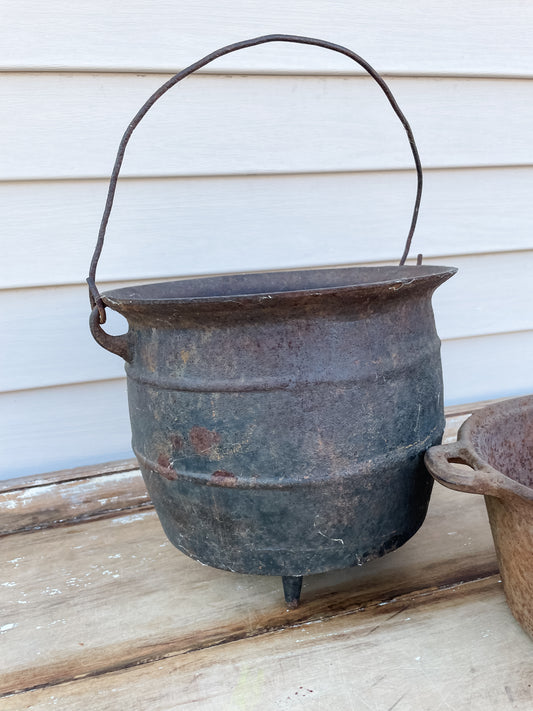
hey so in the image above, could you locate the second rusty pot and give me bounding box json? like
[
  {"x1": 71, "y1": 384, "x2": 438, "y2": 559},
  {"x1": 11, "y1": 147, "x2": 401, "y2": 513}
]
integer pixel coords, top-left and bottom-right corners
[{"x1": 425, "y1": 395, "x2": 533, "y2": 638}]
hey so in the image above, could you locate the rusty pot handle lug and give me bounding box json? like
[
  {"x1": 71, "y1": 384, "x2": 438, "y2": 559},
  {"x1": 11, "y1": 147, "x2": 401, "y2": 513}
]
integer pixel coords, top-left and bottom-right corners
[
  {"x1": 89, "y1": 306, "x2": 132, "y2": 362},
  {"x1": 424, "y1": 441, "x2": 503, "y2": 498},
  {"x1": 87, "y1": 33, "x2": 424, "y2": 325}
]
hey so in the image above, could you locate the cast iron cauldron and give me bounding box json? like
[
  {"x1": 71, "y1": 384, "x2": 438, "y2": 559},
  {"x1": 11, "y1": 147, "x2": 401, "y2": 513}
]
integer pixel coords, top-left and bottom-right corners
[
  {"x1": 88, "y1": 35, "x2": 456, "y2": 607},
  {"x1": 425, "y1": 396, "x2": 533, "y2": 638}
]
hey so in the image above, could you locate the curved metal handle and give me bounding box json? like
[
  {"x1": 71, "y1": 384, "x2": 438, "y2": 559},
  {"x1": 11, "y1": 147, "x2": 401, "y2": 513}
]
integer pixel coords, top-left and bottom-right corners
[
  {"x1": 88, "y1": 33, "x2": 423, "y2": 324},
  {"x1": 424, "y1": 441, "x2": 502, "y2": 498},
  {"x1": 89, "y1": 306, "x2": 132, "y2": 361}
]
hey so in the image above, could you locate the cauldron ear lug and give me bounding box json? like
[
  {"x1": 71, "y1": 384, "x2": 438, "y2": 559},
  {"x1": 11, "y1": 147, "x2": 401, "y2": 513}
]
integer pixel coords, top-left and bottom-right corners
[
  {"x1": 425, "y1": 441, "x2": 502, "y2": 498},
  {"x1": 89, "y1": 306, "x2": 132, "y2": 362}
]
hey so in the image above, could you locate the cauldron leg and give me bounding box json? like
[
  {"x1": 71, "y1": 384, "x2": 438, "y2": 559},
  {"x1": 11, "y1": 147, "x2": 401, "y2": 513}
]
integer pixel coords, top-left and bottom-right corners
[{"x1": 282, "y1": 575, "x2": 303, "y2": 608}]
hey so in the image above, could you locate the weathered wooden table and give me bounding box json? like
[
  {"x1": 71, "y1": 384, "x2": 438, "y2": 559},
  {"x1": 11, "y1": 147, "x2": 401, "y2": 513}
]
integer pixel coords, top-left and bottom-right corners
[{"x1": 1, "y1": 403, "x2": 532, "y2": 710}]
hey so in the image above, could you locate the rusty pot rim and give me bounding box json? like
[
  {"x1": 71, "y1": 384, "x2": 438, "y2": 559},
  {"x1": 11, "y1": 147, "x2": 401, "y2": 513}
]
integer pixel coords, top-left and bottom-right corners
[
  {"x1": 425, "y1": 394, "x2": 533, "y2": 502},
  {"x1": 101, "y1": 264, "x2": 457, "y2": 313}
]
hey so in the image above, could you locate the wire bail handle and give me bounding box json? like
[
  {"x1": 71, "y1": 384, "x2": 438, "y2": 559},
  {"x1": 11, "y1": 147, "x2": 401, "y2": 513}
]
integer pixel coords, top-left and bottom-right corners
[{"x1": 88, "y1": 33, "x2": 423, "y2": 324}]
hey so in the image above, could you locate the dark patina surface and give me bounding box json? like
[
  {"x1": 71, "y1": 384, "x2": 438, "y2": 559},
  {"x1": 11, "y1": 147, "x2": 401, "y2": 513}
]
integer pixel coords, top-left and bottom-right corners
[{"x1": 92, "y1": 264, "x2": 455, "y2": 604}]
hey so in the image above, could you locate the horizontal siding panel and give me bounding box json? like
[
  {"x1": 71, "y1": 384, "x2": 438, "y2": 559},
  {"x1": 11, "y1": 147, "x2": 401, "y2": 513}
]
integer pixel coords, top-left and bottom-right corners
[
  {"x1": 4, "y1": 74, "x2": 533, "y2": 181},
  {"x1": 2, "y1": 329, "x2": 533, "y2": 479},
  {"x1": 429, "y1": 251, "x2": 533, "y2": 341},
  {"x1": 0, "y1": 380, "x2": 132, "y2": 480},
  {"x1": 4, "y1": 167, "x2": 533, "y2": 289},
  {"x1": 3, "y1": 251, "x2": 533, "y2": 392},
  {"x1": 441, "y1": 331, "x2": 533, "y2": 405},
  {"x1": 2, "y1": 284, "x2": 128, "y2": 391},
  {"x1": 3, "y1": 2, "x2": 533, "y2": 77}
]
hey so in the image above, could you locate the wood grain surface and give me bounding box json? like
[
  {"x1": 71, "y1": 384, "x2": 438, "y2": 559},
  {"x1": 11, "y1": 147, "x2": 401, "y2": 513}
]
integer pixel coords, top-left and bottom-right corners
[
  {"x1": 2, "y1": 404, "x2": 531, "y2": 710},
  {"x1": 0, "y1": 470, "x2": 149, "y2": 537},
  {"x1": 0, "y1": 485, "x2": 499, "y2": 699},
  {"x1": 3, "y1": 577, "x2": 532, "y2": 711}
]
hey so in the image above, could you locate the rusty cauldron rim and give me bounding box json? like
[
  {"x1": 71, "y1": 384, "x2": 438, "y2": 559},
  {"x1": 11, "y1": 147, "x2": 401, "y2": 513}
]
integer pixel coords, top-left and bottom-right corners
[
  {"x1": 425, "y1": 394, "x2": 533, "y2": 503},
  {"x1": 101, "y1": 264, "x2": 457, "y2": 316}
]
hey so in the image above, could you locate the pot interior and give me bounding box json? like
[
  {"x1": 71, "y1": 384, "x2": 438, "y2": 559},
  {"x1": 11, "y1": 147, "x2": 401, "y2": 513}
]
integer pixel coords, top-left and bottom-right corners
[{"x1": 469, "y1": 398, "x2": 533, "y2": 489}]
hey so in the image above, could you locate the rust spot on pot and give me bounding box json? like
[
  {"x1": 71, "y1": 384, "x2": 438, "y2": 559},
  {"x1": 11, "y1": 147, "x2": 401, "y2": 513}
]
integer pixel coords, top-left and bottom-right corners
[
  {"x1": 171, "y1": 434, "x2": 184, "y2": 452},
  {"x1": 212, "y1": 470, "x2": 237, "y2": 486},
  {"x1": 189, "y1": 426, "x2": 221, "y2": 454},
  {"x1": 157, "y1": 454, "x2": 178, "y2": 481}
]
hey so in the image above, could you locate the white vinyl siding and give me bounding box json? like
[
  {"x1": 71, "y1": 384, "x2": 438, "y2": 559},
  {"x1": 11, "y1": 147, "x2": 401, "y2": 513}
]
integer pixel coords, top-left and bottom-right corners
[{"x1": 2, "y1": 2, "x2": 533, "y2": 478}]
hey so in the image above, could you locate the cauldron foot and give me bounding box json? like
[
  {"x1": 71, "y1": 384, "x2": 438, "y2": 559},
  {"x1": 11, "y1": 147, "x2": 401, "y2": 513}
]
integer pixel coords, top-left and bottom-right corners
[{"x1": 282, "y1": 575, "x2": 303, "y2": 608}]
